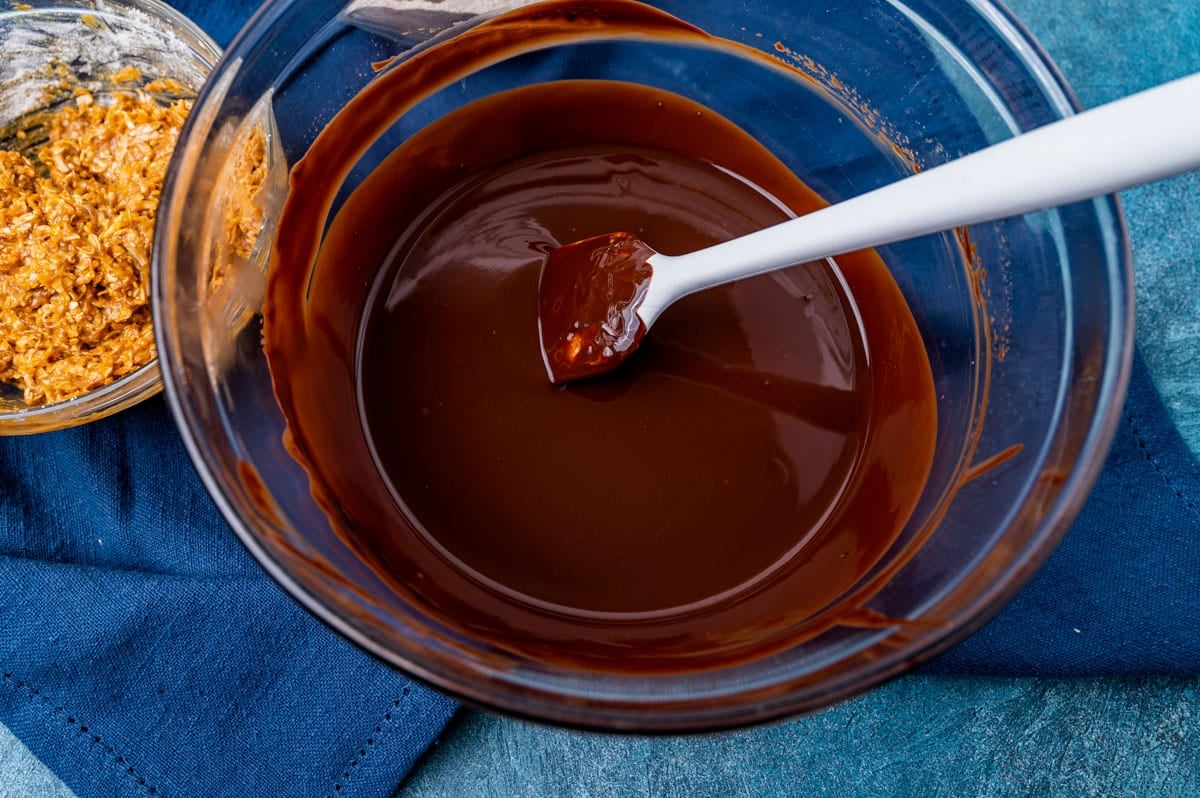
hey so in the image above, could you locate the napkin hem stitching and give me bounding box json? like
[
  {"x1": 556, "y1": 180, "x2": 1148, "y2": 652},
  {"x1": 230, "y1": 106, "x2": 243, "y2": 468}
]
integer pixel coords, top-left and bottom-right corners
[
  {"x1": 326, "y1": 687, "x2": 412, "y2": 797},
  {"x1": 1, "y1": 671, "x2": 159, "y2": 797},
  {"x1": 1127, "y1": 410, "x2": 1200, "y2": 523}
]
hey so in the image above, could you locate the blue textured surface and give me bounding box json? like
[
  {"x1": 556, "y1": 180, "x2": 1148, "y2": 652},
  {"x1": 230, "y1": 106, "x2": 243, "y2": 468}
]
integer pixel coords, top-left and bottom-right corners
[
  {"x1": 3, "y1": 0, "x2": 1200, "y2": 795},
  {"x1": 403, "y1": 676, "x2": 1200, "y2": 797},
  {"x1": 1011, "y1": 0, "x2": 1200, "y2": 445}
]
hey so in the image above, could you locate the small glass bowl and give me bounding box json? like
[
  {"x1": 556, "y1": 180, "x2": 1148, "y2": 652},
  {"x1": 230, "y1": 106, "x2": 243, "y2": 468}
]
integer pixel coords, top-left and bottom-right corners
[
  {"x1": 0, "y1": 0, "x2": 218, "y2": 434},
  {"x1": 155, "y1": 0, "x2": 1132, "y2": 730}
]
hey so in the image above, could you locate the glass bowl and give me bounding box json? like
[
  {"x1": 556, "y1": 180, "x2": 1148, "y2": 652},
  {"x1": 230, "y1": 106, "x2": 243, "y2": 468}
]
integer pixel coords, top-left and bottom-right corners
[
  {"x1": 154, "y1": 0, "x2": 1132, "y2": 730},
  {"x1": 0, "y1": 0, "x2": 218, "y2": 434}
]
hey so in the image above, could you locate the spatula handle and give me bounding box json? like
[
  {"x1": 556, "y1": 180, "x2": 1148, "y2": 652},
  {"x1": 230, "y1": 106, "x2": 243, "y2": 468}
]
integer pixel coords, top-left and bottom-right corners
[{"x1": 642, "y1": 72, "x2": 1200, "y2": 324}]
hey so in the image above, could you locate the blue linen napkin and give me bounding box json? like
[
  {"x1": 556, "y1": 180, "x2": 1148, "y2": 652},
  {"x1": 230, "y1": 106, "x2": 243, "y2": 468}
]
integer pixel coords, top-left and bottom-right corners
[
  {"x1": 0, "y1": 4, "x2": 456, "y2": 798},
  {"x1": 1, "y1": 2, "x2": 1199, "y2": 797},
  {"x1": 0, "y1": 396, "x2": 456, "y2": 798},
  {"x1": 930, "y1": 348, "x2": 1200, "y2": 676}
]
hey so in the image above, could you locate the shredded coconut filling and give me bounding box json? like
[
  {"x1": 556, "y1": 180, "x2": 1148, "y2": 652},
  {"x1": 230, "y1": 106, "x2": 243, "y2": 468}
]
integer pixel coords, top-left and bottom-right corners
[{"x1": 0, "y1": 83, "x2": 190, "y2": 405}]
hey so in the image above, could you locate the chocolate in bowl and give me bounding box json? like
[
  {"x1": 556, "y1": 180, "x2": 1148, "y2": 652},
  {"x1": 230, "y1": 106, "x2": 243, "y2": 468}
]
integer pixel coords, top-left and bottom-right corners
[
  {"x1": 265, "y1": 74, "x2": 938, "y2": 671},
  {"x1": 154, "y1": 0, "x2": 1131, "y2": 729}
]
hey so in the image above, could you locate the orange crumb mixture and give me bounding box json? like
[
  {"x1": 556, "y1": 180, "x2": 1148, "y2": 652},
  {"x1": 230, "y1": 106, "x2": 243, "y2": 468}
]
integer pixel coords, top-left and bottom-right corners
[{"x1": 0, "y1": 86, "x2": 190, "y2": 405}]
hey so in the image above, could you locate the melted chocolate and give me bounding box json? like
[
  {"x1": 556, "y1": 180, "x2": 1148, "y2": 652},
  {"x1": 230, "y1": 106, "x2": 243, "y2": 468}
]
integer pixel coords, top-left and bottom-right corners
[{"x1": 263, "y1": 7, "x2": 938, "y2": 673}]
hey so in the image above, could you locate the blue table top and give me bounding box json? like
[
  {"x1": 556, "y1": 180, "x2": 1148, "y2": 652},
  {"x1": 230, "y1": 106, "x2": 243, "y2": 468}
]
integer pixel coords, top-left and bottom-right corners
[{"x1": 4, "y1": 0, "x2": 1199, "y2": 795}]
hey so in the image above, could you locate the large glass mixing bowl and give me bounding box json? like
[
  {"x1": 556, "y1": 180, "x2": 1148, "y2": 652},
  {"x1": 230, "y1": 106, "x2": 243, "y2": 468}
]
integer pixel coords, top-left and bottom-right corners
[{"x1": 152, "y1": 0, "x2": 1132, "y2": 730}]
